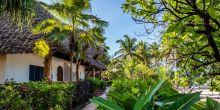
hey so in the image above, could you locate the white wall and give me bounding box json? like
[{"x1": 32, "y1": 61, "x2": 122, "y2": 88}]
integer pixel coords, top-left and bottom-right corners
[
  {"x1": 79, "y1": 65, "x2": 85, "y2": 80},
  {"x1": 0, "y1": 55, "x2": 6, "y2": 83},
  {"x1": 5, "y1": 54, "x2": 44, "y2": 82},
  {"x1": 3, "y1": 54, "x2": 86, "y2": 82},
  {"x1": 52, "y1": 57, "x2": 86, "y2": 82}
]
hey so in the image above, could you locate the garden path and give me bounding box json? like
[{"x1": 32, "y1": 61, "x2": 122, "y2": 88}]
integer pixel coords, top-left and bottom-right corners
[{"x1": 82, "y1": 87, "x2": 110, "y2": 110}]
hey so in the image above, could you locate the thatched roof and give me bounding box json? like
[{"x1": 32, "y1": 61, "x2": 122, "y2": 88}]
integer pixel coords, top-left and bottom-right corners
[
  {"x1": 0, "y1": 7, "x2": 51, "y2": 54},
  {"x1": 0, "y1": 6, "x2": 106, "y2": 70},
  {"x1": 86, "y1": 48, "x2": 107, "y2": 70}
]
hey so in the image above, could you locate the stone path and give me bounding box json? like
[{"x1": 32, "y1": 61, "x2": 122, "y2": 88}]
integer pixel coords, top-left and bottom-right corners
[{"x1": 82, "y1": 87, "x2": 110, "y2": 110}]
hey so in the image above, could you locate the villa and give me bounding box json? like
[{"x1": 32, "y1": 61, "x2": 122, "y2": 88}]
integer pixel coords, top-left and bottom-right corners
[{"x1": 0, "y1": 7, "x2": 106, "y2": 83}]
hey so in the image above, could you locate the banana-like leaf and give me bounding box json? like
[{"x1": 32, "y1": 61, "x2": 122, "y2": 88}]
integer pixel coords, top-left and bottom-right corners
[
  {"x1": 190, "y1": 101, "x2": 206, "y2": 110},
  {"x1": 133, "y1": 80, "x2": 165, "y2": 110},
  {"x1": 168, "y1": 92, "x2": 200, "y2": 110},
  {"x1": 90, "y1": 97, "x2": 123, "y2": 110},
  {"x1": 206, "y1": 97, "x2": 220, "y2": 110},
  {"x1": 109, "y1": 92, "x2": 138, "y2": 109}
]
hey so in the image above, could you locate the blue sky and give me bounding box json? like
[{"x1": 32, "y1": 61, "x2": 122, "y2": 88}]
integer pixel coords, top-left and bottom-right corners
[{"x1": 91, "y1": 0, "x2": 149, "y2": 55}]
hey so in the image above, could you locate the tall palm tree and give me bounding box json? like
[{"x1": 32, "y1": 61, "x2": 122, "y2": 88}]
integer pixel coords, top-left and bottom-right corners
[
  {"x1": 34, "y1": 17, "x2": 107, "y2": 82},
  {"x1": 115, "y1": 35, "x2": 138, "y2": 59},
  {"x1": 40, "y1": 0, "x2": 108, "y2": 82},
  {"x1": 149, "y1": 42, "x2": 161, "y2": 67},
  {"x1": 33, "y1": 18, "x2": 71, "y2": 81},
  {"x1": 74, "y1": 27, "x2": 106, "y2": 82},
  {"x1": 136, "y1": 41, "x2": 151, "y2": 66}
]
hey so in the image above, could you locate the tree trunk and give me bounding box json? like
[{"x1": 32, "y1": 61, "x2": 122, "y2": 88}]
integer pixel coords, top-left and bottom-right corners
[
  {"x1": 69, "y1": 32, "x2": 76, "y2": 82},
  {"x1": 76, "y1": 60, "x2": 81, "y2": 82},
  {"x1": 93, "y1": 68, "x2": 96, "y2": 78},
  {"x1": 69, "y1": 53, "x2": 74, "y2": 82},
  {"x1": 100, "y1": 71, "x2": 102, "y2": 79},
  {"x1": 44, "y1": 50, "x2": 52, "y2": 82}
]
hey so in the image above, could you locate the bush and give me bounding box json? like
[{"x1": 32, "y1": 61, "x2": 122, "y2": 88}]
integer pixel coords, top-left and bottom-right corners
[
  {"x1": 72, "y1": 78, "x2": 107, "y2": 106},
  {"x1": 86, "y1": 77, "x2": 107, "y2": 91},
  {"x1": 0, "y1": 78, "x2": 107, "y2": 109},
  {"x1": 73, "y1": 80, "x2": 93, "y2": 106},
  {"x1": 109, "y1": 78, "x2": 177, "y2": 97},
  {"x1": 110, "y1": 78, "x2": 155, "y2": 96},
  {"x1": 0, "y1": 81, "x2": 75, "y2": 110}
]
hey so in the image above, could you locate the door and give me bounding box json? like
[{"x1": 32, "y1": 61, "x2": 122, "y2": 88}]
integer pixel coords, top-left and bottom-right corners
[{"x1": 57, "y1": 66, "x2": 63, "y2": 81}]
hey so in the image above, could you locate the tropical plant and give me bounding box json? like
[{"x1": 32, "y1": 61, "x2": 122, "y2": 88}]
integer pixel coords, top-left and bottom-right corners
[
  {"x1": 74, "y1": 28, "x2": 107, "y2": 81},
  {"x1": 0, "y1": 0, "x2": 37, "y2": 25},
  {"x1": 148, "y1": 42, "x2": 161, "y2": 68},
  {"x1": 41, "y1": 0, "x2": 108, "y2": 82},
  {"x1": 91, "y1": 80, "x2": 220, "y2": 110},
  {"x1": 32, "y1": 18, "x2": 72, "y2": 81},
  {"x1": 115, "y1": 35, "x2": 139, "y2": 59},
  {"x1": 120, "y1": 58, "x2": 154, "y2": 79},
  {"x1": 109, "y1": 78, "x2": 157, "y2": 96},
  {"x1": 122, "y1": 0, "x2": 220, "y2": 89},
  {"x1": 135, "y1": 41, "x2": 151, "y2": 66}
]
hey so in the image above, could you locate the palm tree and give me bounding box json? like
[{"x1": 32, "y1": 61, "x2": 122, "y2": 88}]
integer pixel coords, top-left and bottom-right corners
[
  {"x1": 34, "y1": 17, "x2": 107, "y2": 82},
  {"x1": 33, "y1": 18, "x2": 71, "y2": 81},
  {"x1": 149, "y1": 42, "x2": 161, "y2": 67},
  {"x1": 40, "y1": 0, "x2": 108, "y2": 82},
  {"x1": 115, "y1": 35, "x2": 138, "y2": 59},
  {"x1": 74, "y1": 28, "x2": 106, "y2": 82},
  {"x1": 135, "y1": 41, "x2": 151, "y2": 66}
]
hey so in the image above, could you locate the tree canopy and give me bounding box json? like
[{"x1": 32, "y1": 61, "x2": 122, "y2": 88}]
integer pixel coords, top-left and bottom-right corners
[{"x1": 122, "y1": 0, "x2": 220, "y2": 88}]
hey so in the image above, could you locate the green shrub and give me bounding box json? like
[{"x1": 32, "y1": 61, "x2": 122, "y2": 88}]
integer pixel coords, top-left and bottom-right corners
[
  {"x1": 0, "y1": 78, "x2": 107, "y2": 109},
  {"x1": 73, "y1": 79, "x2": 93, "y2": 106},
  {"x1": 86, "y1": 77, "x2": 107, "y2": 91},
  {"x1": 0, "y1": 81, "x2": 75, "y2": 110},
  {"x1": 0, "y1": 82, "x2": 26, "y2": 109},
  {"x1": 110, "y1": 78, "x2": 155, "y2": 96},
  {"x1": 109, "y1": 78, "x2": 177, "y2": 98}
]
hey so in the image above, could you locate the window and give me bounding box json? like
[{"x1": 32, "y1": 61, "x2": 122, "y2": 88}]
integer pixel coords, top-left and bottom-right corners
[{"x1": 29, "y1": 65, "x2": 44, "y2": 81}]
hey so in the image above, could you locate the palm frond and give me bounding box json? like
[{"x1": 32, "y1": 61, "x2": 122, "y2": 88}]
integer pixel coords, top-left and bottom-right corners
[{"x1": 0, "y1": 0, "x2": 37, "y2": 25}]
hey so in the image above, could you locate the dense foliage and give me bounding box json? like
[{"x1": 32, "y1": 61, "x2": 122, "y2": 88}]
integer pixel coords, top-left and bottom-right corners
[
  {"x1": 86, "y1": 77, "x2": 107, "y2": 91},
  {"x1": 122, "y1": 0, "x2": 220, "y2": 90},
  {"x1": 91, "y1": 80, "x2": 220, "y2": 110},
  {"x1": 36, "y1": 0, "x2": 108, "y2": 82},
  {"x1": 0, "y1": 0, "x2": 37, "y2": 25},
  {"x1": 33, "y1": 39, "x2": 50, "y2": 57},
  {"x1": 0, "y1": 81, "x2": 74, "y2": 110},
  {"x1": 0, "y1": 78, "x2": 107, "y2": 110},
  {"x1": 110, "y1": 78, "x2": 155, "y2": 95}
]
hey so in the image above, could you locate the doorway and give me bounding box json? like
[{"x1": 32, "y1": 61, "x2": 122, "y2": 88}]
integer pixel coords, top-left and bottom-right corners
[{"x1": 57, "y1": 66, "x2": 63, "y2": 81}]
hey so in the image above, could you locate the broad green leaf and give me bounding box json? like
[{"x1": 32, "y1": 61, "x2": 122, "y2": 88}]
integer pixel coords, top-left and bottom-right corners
[
  {"x1": 168, "y1": 92, "x2": 200, "y2": 110},
  {"x1": 161, "y1": 94, "x2": 185, "y2": 105},
  {"x1": 90, "y1": 97, "x2": 123, "y2": 110},
  {"x1": 109, "y1": 92, "x2": 138, "y2": 109},
  {"x1": 133, "y1": 80, "x2": 165, "y2": 110},
  {"x1": 190, "y1": 101, "x2": 206, "y2": 110},
  {"x1": 206, "y1": 97, "x2": 220, "y2": 110}
]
